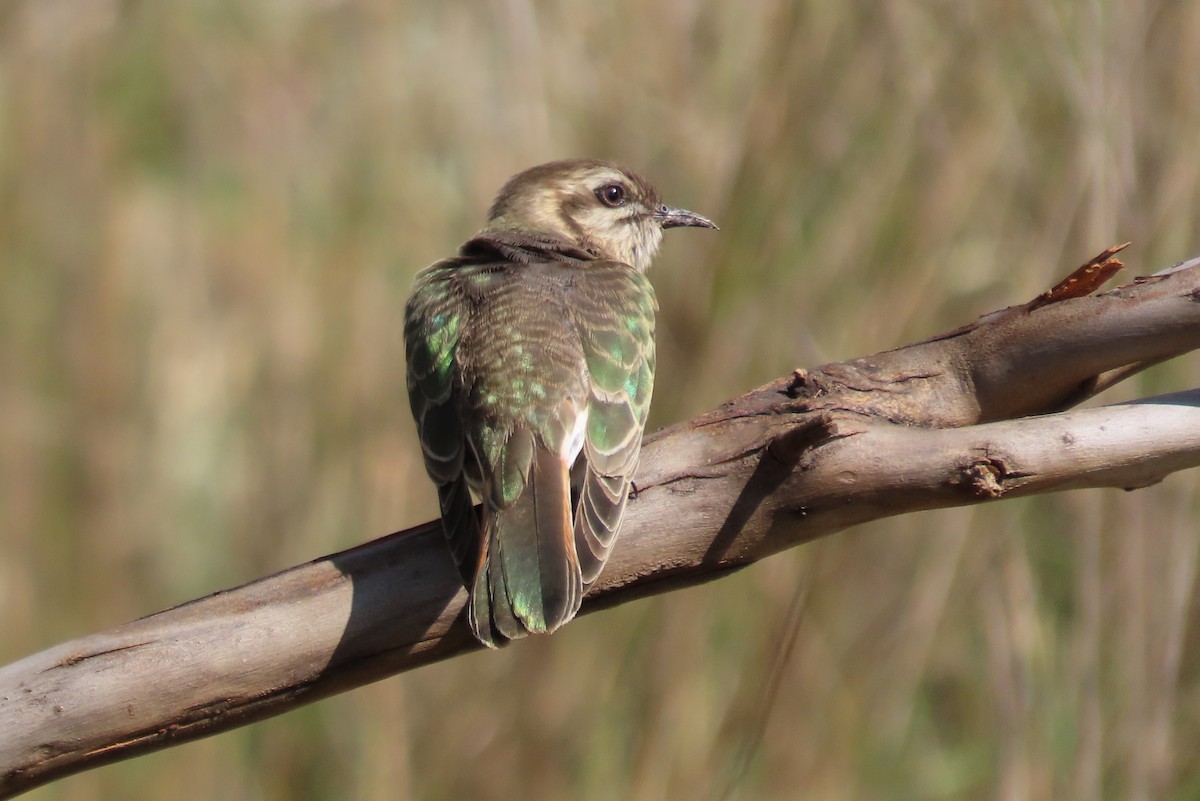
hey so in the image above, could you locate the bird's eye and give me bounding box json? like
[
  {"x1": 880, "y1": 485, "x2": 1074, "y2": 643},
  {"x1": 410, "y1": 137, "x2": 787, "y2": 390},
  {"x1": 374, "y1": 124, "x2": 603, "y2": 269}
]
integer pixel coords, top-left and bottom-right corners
[{"x1": 595, "y1": 184, "x2": 626, "y2": 207}]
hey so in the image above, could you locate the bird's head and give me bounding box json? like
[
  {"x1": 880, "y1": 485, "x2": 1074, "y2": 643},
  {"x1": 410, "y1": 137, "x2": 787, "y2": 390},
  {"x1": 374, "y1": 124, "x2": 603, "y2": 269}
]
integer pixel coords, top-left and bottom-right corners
[{"x1": 483, "y1": 159, "x2": 716, "y2": 271}]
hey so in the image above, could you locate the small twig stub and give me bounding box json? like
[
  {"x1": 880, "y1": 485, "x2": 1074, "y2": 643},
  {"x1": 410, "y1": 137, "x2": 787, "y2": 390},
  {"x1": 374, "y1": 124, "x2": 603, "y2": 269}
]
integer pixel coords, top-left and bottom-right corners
[{"x1": 1026, "y1": 242, "x2": 1131, "y2": 311}]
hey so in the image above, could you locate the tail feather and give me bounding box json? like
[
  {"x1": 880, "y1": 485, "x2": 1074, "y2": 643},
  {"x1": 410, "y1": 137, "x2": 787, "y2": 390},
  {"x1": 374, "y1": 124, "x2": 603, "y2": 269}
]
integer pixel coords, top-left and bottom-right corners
[
  {"x1": 468, "y1": 555, "x2": 503, "y2": 648},
  {"x1": 467, "y1": 435, "x2": 582, "y2": 646}
]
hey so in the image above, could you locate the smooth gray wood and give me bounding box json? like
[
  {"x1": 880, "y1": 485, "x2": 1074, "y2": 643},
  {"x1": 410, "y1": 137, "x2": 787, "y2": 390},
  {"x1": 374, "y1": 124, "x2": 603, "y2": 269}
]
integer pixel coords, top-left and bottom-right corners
[{"x1": 2, "y1": 261, "x2": 1199, "y2": 798}]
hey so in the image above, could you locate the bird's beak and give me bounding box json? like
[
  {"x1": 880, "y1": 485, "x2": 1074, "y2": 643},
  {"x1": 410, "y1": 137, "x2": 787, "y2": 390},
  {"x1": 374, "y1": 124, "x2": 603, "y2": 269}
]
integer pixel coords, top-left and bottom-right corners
[{"x1": 657, "y1": 205, "x2": 718, "y2": 230}]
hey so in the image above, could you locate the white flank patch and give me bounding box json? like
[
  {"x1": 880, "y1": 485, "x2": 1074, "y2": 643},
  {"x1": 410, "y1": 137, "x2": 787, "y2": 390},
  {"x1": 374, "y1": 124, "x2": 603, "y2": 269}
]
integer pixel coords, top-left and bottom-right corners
[{"x1": 561, "y1": 408, "x2": 588, "y2": 468}]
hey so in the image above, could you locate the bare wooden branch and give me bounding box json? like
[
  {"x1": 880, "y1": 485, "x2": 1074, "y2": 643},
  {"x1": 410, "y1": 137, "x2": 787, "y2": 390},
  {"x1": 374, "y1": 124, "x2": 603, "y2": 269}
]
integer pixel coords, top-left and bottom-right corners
[{"x1": 2, "y1": 258, "x2": 1199, "y2": 798}]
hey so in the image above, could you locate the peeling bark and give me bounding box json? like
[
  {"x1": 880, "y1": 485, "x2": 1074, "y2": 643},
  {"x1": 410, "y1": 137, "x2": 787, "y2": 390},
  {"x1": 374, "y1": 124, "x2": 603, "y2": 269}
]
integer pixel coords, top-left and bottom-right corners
[{"x1": 2, "y1": 255, "x2": 1199, "y2": 799}]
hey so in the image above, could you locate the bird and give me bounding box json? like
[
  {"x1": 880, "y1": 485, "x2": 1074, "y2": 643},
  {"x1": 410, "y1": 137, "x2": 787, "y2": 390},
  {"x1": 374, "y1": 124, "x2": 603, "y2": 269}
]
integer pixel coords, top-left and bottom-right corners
[{"x1": 404, "y1": 159, "x2": 716, "y2": 647}]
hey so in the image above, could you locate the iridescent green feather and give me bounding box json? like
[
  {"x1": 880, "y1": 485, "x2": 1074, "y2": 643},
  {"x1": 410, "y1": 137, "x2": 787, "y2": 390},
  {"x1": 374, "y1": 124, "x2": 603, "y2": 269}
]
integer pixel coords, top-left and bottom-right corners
[
  {"x1": 404, "y1": 263, "x2": 478, "y2": 582},
  {"x1": 570, "y1": 265, "x2": 657, "y2": 584}
]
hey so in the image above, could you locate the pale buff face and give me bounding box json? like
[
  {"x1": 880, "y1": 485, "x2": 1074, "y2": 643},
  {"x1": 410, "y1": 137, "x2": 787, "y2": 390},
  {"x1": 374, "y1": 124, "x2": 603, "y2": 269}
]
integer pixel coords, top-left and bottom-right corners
[{"x1": 484, "y1": 161, "x2": 668, "y2": 272}]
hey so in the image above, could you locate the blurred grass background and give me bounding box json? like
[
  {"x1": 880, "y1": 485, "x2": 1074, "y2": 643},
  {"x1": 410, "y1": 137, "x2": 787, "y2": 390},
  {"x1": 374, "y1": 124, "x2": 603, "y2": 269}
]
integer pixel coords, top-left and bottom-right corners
[{"x1": 2, "y1": 0, "x2": 1199, "y2": 798}]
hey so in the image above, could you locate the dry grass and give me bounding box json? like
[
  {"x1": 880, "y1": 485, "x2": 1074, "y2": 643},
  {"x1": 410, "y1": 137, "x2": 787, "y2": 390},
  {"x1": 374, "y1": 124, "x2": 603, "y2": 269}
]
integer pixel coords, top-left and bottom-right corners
[{"x1": 2, "y1": 0, "x2": 1199, "y2": 798}]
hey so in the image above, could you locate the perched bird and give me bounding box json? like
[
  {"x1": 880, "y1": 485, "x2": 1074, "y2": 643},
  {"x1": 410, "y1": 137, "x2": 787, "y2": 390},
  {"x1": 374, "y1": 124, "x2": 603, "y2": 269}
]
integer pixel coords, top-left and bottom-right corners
[{"x1": 405, "y1": 159, "x2": 715, "y2": 647}]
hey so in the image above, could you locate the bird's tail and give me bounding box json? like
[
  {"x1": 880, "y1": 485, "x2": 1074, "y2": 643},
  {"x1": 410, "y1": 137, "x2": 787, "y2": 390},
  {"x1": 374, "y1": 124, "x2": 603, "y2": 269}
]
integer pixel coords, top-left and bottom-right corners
[{"x1": 468, "y1": 440, "x2": 582, "y2": 647}]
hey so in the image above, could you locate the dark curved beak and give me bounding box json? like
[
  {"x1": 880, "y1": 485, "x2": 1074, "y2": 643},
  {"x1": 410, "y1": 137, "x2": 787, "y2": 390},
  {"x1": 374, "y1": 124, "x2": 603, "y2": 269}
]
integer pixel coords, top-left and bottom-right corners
[{"x1": 657, "y1": 205, "x2": 718, "y2": 230}]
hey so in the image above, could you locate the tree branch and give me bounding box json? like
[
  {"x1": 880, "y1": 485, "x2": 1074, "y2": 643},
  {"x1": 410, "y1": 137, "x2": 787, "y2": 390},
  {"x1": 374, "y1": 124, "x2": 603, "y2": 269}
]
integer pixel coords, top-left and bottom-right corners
[{"x1": 2, "y1": 256, "x2": 1199, "y2": 798}]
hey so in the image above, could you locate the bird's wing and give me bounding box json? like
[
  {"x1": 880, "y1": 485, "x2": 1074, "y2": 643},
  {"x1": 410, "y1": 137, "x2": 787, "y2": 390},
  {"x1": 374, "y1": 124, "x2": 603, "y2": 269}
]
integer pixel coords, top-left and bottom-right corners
[
  {"x1": 404, "y1": 259, "x2": 480, "y2": 585},
  {"x1": 406, "y1": 249, "x2": 654, "y2": 645},
  {"x1": 407, "y1": 253, "x2": 592, "y2": 646},
  {"x1": 568, "y1": 262, "x2": 658, "y2": 584},
  {"x1": 454, "y1": 259, "x2": 593, "y2": 645}
]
